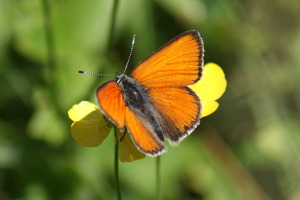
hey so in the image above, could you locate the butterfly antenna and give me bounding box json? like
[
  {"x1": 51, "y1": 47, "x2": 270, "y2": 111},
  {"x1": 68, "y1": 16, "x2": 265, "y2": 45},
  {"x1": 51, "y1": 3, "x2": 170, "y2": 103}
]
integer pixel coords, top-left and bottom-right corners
[
  {"x1": 77, "y1": 70, "x2": 113, "y2": 77},
  {"x1": 122, "y1": 34, "x2": 136, "y2": 75}
]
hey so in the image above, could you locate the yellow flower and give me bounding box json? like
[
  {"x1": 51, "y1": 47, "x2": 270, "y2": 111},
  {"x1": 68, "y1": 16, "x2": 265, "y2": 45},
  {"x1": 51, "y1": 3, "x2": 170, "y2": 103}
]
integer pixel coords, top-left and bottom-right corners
[
  {"x1": 189, "y1": 62, "x2": 227, "y2": 118},
  {"x1": 68, "y1": 101, "x2": 145, "y2": 162},
  {"x1": 68, "y1": 101, "x2": 111, "y2": 147},
  {"x1": 68, "y1": 63, "x2": 226, "y2": 161}
]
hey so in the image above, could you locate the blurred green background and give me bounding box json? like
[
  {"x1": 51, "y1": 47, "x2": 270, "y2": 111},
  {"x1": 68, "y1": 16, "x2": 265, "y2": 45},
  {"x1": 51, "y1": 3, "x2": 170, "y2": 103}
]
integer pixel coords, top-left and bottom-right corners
[{"x1": 1, "y1": 0, "x2": 300, "y2": 199}]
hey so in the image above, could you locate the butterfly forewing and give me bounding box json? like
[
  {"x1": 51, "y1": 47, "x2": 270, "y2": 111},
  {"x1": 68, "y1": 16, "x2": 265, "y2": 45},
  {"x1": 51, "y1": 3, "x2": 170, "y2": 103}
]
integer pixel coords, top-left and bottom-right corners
[
  {"x1": 97, "y1": 81, "x2": 125, "y2": 129},
  {"x1": 131, "y1": 30, "x2": 204, "y2": 88}
]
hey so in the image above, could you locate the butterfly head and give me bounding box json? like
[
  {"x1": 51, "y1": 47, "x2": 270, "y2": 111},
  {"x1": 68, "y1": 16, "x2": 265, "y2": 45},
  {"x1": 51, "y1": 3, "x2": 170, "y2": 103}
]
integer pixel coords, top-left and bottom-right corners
[{"x1": 116, "y1": 73, "x2": 127, "y2": 84}]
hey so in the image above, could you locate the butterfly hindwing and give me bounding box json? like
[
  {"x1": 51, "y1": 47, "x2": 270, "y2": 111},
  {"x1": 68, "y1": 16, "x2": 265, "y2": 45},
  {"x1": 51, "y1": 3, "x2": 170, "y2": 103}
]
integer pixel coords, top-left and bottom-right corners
[
  {"x1": 149, "y1": 87, "x2": 201, "y2": 143},
  {"x1": 124, "y1": 107, "x2": 166, "y2": 156}
]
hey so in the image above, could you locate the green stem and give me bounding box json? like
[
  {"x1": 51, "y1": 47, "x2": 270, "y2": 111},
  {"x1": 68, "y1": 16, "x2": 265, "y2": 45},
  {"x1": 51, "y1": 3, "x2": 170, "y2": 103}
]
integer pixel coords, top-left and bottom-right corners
[
  {"x1": 41, "y1": 0, "x2": 56, "y2": 81},
  {"x1": 156, "y1": 156, "x2": 161, "y2": 200},
  {"x1": 114, "y1": 127, "x2": 122, "y2": 200},
  {"x1": 41, "y1": 0, "x2": 66, "y2": 126},
  {"x1": 108, "y1": 0, "x2": 119, "y2": 50}
]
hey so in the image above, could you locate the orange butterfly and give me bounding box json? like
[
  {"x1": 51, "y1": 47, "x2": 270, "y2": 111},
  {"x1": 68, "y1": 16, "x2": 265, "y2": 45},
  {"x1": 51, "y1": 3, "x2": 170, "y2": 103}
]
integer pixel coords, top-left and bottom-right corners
[{"x1": 96, "y1": 30, "x2": 204, "y2": 156}]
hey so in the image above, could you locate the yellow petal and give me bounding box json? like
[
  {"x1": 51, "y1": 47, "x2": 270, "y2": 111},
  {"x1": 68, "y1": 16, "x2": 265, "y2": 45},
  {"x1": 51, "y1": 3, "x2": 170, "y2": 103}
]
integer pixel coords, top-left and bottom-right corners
[
  {"x1": 201, "y1": 101, "x2": 219, "y2": 118},
  {"x1": 68, "y1": 101, "x2": 111, "y2": 147},
  {"x1": 118, "y1": 130, "x2": 145, "y2": 162},
  {"x1": 68, "y1": 101, "x2": 99, "y2": 121},
  {"x1": 189, "y1": 63, "x2": 227, "y2": 118}
]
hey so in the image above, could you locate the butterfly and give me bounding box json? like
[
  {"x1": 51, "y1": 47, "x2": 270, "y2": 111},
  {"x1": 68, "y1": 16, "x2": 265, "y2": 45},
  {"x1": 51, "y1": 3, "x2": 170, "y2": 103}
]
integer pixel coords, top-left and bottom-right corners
[{"x1": 96, "y1": 30, "x2": 204, "y2": 156}]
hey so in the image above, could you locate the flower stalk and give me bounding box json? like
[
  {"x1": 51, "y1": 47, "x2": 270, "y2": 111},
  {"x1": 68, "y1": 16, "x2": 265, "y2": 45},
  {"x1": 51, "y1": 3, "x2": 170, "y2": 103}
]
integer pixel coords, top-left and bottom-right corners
[
  {"x1": 156, "y1": 156, "x2": 161, "y2": 200},
  {"x1": 114, "y1": 127, "x2": 122, "y2": 200}
]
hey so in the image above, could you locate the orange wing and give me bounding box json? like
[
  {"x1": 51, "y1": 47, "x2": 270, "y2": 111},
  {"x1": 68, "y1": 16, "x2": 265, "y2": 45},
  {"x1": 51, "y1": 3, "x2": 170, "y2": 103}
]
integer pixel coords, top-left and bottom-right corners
[
  {"x1": 131, "y1": 30, "x2": 204, "y2": 88},
  {"x1": 124, "y1": 107, "x2": 166, "y2": 156},
  {"x1": 96, "y1": 81, "x2": 125, "y2": 129},
  {"x1": 149, "y1": 87, "x2": 201, "y2": 142}
]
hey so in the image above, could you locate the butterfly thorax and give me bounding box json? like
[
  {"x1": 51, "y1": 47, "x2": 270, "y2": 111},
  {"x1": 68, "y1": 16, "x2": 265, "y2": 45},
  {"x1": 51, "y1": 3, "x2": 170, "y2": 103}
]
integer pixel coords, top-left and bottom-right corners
[{"x1": 116, "y1": 74, "x2": 149, "y2": 111}]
